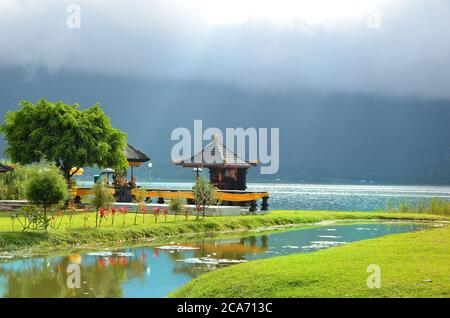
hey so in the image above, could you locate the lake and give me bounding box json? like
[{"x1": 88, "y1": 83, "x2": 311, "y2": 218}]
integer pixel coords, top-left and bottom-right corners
[
  {"x1": 0, "y1": 222, "x2": 428, "y2": 298},
  {"x1": 78, "y1": 181, "x2": 450, "y2": 211}
]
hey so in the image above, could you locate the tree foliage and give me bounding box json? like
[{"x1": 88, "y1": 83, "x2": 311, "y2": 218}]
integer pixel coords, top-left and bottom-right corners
[
  {"x1": 192, "y1": 176, "x2": 217, "y2": 219},
  {"x1": 25, "y1": 163, "x2": 68, "y2": 209},
  {"x1": 0, "y1": 98, "x2": 128, "y2": 181}
]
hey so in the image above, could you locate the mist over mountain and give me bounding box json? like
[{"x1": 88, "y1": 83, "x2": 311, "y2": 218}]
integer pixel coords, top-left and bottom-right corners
[{"x1": 0, "y1": 67, "x2": 449, "y2": 185}]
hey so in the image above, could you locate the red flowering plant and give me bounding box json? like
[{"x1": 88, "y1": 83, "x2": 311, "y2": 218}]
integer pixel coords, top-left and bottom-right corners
[
  {"x1": 50, "y1": 213, "x2": 56, "y2": 229},
  {"x1": 195, "y1": 204, "x2": 204, "y2": 217},
  {"x1": 141, "y1": 206, "x2": 148, "y2": 224},
  {"x1": 48, "y1": 209, "x2": 63, "y2": 229},
  {"x1": 152, "y1": 207, "x2": 160, "y2": 223},
  {"x1": 120, "y1": 206, "x2": 128, "y2": 226},
  {"x1": 98, "y1": 208, "x2": 109, "y2": 227},
  {"x1": 162, "y1": 208, "x2": 169, "y2": 222},
  {"x1": 110, "y1": 207, "x2": 117, "y2": 226},
  {"x1": 133, "y1": 189, "x2": 147, "y2": 225},
  {"x1": 55, "y1": 210, "x2": 64, "y2": 230}
]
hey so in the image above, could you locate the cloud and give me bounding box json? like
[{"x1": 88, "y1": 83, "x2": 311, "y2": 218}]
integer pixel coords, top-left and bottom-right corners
[{"x1": 1, "y1": 0, "x2": 450, "y2": 99}]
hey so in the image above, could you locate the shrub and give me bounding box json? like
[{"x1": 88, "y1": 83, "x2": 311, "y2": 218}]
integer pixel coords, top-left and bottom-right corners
[
  {"x1": 192, "y1": 176, "x2": 217, "y2": 219},
  {"x1": 90, "y1": 181, "x2": 115, "y2": 227},
  {"x1": 0, "y1": 162, "x2": 46, "y2": 200},
  {"x1": 133, "y1": 189, "x2": 147, "y2": 225},
  {"x1": 169, "y1": 196, "x2": 186, "y2": 222},
  {"x1": 25, "y1": 162, "x2": 69, "y2": 230}
]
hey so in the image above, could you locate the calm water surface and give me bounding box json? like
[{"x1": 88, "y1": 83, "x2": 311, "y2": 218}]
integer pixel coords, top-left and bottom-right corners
[
  {"x1": 78, "y1": 181, "x2": 450, "y2": 211},
  {"x1": 0, "y1": 223, "x2": 427, "y2": 298}
]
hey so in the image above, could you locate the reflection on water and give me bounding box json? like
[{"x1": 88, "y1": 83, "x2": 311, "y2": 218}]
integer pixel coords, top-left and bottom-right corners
[{"x1": 0, "y1": 223, "x2": 426, "y2": 298}]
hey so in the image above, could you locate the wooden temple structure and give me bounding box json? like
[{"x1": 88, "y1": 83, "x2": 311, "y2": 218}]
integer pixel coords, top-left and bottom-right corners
[
  {"x1": 113, "y1": 143, "x2": 151, "y2": 202},
  {"x1": 174, "y1": 137, "x2": 258, "y2": 191},
  {"x1": 173, "y1": 137, "x2": 268, "y2": 210},
  {"x1": 123, "y1": 143, "x2": 151, "y2": 180}
]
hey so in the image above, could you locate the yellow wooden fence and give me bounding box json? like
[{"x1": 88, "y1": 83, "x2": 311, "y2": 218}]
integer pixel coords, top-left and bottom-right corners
[{"x1": 76, "y1": 188, "x2": 268, "y2": 202}]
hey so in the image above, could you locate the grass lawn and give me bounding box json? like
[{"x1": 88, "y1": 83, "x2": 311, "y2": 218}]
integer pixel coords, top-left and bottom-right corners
[
  {"x1": 0, "y1": 210, "x2": 448, "y2": 252},
  {"x1": 171, "y1": 224, "x2": 450, "y2": 298}
]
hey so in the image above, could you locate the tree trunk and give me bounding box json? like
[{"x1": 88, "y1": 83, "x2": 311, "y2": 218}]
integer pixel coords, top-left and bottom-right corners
[{"x1": 60, "y1": 162, "x2": 73, "y2": 186}]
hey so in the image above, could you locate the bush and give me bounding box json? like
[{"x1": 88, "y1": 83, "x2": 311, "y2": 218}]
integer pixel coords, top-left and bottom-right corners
[
  {"x1": 90, "y1": 181, "x2": 115, "y2": 227},
  {"x1": 192, "y1": 176, "x2": 217, "y2": 219},
  {"x1": 169, "y1": 196, "x2": 186, "y2": 221},
  {"x1": 25, "y1": 162, "x2": 69, "y2": 230},
  {"x1": 0, "y1": 163, "x2": 31, "y2": 200}
]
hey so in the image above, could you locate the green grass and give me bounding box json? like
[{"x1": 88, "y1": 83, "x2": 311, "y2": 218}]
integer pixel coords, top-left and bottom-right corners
[
  {"x1": 0, "y1": 210, "x2": 448, "y2": 253},
  {"x1": 171, "y1": 224, "x2": 450, "y2": 298}
]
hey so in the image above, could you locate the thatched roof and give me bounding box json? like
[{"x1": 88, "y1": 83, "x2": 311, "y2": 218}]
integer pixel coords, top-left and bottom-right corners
[
  {"x1": 0, "y1": 163, "x2": 14, "y2": 173},
  {"x1": 124, "y1": 144, "x2": 150, "y2": 163},
  {"x1": 175, "y1": 138, "x2": 257, "y2": 168}
]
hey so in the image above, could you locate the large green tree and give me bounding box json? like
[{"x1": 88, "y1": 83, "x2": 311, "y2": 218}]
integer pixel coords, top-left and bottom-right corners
[{"x1": 0, "y1": 98, "x2": 128, "y2": 181}]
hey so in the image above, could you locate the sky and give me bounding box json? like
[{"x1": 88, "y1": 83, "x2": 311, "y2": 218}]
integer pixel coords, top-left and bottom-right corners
[{"x1": 1, "y1": 0, "x2": 450, "y2": 99}]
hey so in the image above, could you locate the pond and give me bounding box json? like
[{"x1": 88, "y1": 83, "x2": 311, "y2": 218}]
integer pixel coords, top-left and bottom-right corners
[{"x1": 0, "y1": 222, "x2": 428, "y2": 298}]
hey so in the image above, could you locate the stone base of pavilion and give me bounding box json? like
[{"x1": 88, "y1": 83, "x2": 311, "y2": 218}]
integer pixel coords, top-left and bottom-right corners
[{"x1": 113, "y1": 202, "x2": 270, "y2": 216}]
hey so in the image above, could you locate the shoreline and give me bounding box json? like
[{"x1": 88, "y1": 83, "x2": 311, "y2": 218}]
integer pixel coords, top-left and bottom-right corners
[
  {"x1": 171, "y1": 224, "x2": 450, "y2": 298},
  {"x1": 1, "y1": 210, "x2": 448, "y2": 256}
]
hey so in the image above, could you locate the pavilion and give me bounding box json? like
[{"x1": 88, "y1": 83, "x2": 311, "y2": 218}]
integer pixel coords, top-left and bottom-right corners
[
  {"x1": 123, "y1": 143, "x2": 151, "y2": 180},
  {"x1": 174, "y1": 137, "x2": 258, "y2": 191}
]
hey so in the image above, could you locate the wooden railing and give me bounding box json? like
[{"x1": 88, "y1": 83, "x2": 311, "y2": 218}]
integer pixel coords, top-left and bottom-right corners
[
  {"x1": 75, "y1": 187, "x2": 268, "y2": 202},
  {"x1": 75, "y1": 187, "x2": 269, "y2": 210}
]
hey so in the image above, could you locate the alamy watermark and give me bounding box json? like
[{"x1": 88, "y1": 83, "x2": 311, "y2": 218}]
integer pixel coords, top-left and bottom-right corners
[
  {"x1": 66, "y1": 3, "x2": 81, "y2": 29},
  {"x1": 367, "y1": 9, "x2": 382, "y2": 29},
  {"x1": 366, "y1": 264, "x2": 381, "y2": 289},
  {"x1": 171, "y1": 120, "x2": 279, "y2": 174},
  {"x1": 66, "y1": 263, "x2": 81, "y2": 289}
]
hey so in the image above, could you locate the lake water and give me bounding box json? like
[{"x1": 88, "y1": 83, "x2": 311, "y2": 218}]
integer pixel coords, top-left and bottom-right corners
[
  {"x1": 0, "y1": 222, "x2": 427, "y2": 298},
  {"x1": 78, "y1": 181, "x2": 450, "y2": 211}
]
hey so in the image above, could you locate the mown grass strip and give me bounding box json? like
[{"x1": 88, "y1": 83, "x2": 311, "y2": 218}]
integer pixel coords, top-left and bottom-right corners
[{"x1": 171, "y1": 224, "x2": 450, "y2": 298}]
